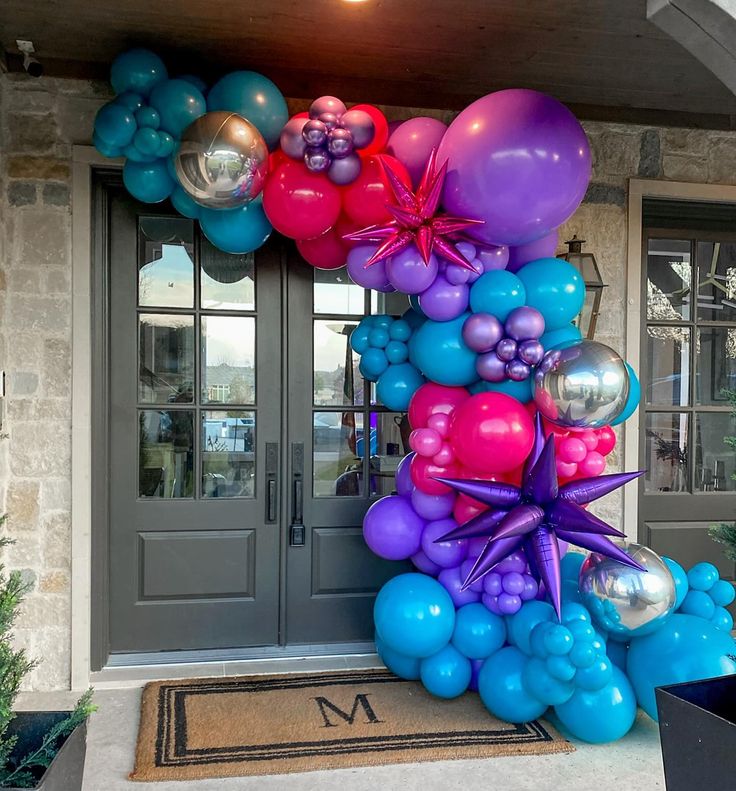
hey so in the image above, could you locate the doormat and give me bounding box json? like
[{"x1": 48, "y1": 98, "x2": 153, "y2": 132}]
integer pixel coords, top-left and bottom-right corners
[{"x1": 131, "y1": 668, "x2": 573, "y2": 781}]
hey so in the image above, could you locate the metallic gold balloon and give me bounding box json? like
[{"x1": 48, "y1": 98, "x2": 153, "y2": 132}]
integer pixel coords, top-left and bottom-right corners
[
  {"x1": 175, "y1": 111, "x2": 268, "y2": 209},
  {"x1": 533, "y1": 339, "x2": 629, "y2": 428},
  {"x1": 579, "y1": 542, "x2": 676, "y2": 640}
]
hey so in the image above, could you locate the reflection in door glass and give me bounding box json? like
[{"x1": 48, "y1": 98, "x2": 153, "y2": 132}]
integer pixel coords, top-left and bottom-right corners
[
  {"x1": 371, "y1": 290, "x2": 412, "y2": 316},
  {"x1": 138, "y1": 314, "x2": 195, "y2": 404},
  {"x1": 202, "y1": 410, "x2": 255, "y2": 498},
  {"x1": 138, "y1": 217, "x2": 194, "y2": 309},
  {"x1": 313, "y1": 320, "x2": 362, "y2": 406},
  {"x1": 696, "y1": 241, "x2": 736, "y2": 321},
  {"x1": 313, "y1": 268, "x2": 364, "y2": 315},
  {"x1": 200, "y1": 240, "x2": 255, "y2": 310},
  {"x1": 695, "y1": 412, "x2": 736, "y2": 492},
  {"x1": 138, "y1": 409, "x2": 194, "y2": 498},
  {"x1": 371, "y1": 412, "x2": 408, "y2": 496},
  {"x1": 313, "y1": 411, "x2": 364, "y2": 496},
  {"x1": 644, "y1": 413, "x2": 689, "y2": 493},
  {"x1": 696, "y1": 327, "x2": 736, "y2": 405},
  {"x1": 645, "y1": 326, "x2": 690, "y2": 406},
  {"x1": 646, "y1": 239, "x2": 691, "y2": 321},
  {"x1": 201, "y1": 316, "x2": 255, "y2": 404}
]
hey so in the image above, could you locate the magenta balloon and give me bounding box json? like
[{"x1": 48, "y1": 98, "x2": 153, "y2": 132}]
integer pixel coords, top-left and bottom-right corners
[
  {"x1": 387, "y1": 116, "x2": 448, "y2": 187},
  {"x1": 418, "y1": 274, "x2": 469, "y2": 321},
  {"x1": 363, "y1": 495, "x2": 424, "y2": 560},
  {"x1": 438, "y1": 89, "x2": 591, "y2": 247},
  {"x1": 346, "y1": 244, "x2": 394, "y2": 292},
  {"x1": 395, "y1": 452, "x2": 415, "y2": 496},
  {"x1": 507, "y1": 229, "x2": 560, "y2": 273},
  {"x1": 386, "y1": 246, "x2": 439, "y2": 294}
]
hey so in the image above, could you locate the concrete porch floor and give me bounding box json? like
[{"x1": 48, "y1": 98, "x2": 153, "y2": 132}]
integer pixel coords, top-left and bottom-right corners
[{"x1": 16, "y1": 686, "x2": 665, "y2": 791}]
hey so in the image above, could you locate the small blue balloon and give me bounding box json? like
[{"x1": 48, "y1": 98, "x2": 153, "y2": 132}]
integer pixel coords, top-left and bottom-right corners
[
  {"x1": 178, "y1": 74, "x2": 208, "y2": 94},
  {"x1": 478, "y1": 646, "x2": 548, "y2": 723},
  {"x1": 123, "y1": 143, "x2": 157, "y2": 163},
  {"x1": 350, "y1": 323, "x2": 371, "y2": 355},
  {"x1": 421, "y1": 645, "x2": 472, "y2": 699},
  {"x1": 680, "y1": 589, "x2": 715, "y2": 620},
  {"x1": 540, "y1": 322, "x2": 582, "y2": 350},
  {"x1": 506, "y1": 600, "x2": 556, "y2": 656},
  {"x1": 710, "y1": 578, "x2": 735, "y2": 607},
  {"x1": 156, "y1": 131, "x2": 176, "y2": 158},
  {"x1": 123, "y1": 159, "x2": 175, "y2": 203},
  {"x1": 469, "y1": 376, "x2": 533, "y2": 403},
  {"x1": 385, "y1": 340, "x2": 409, "y2": 364},
  {"x1": 409, "y1": 313, "x2": 478, "y2": 386},
  {"x1": 376, "y1": 635, "x2": 421, "y2": 680},
  {"x1": 110, "y1": 48, "x2": 168, "y2": 97},
  {"x1": 610, "y1": 363, "x2": 640, "y2": 426},
  {"x1": 368, "y1": 328, "x2": 390, "y2": 349},
  {"x1": 115, "y1": 91, "x2": 145, "y2": 112},
  {"x1": 94, "y1": 102, "x2": 136, "y2": 148},
  {"x1": 687, "y1": 561, "x2": 719, "y2": 592},
  {"x1": 523, "y1": 657, "x2": 574, "y2": 705},
  {"x1": 199, "y1": 201, "x2": 272, "y2": 255},
  {"x1": 516, "y1": 258, "x2": 584, "y2": 331},
  {"x1": 376, "y1": 363, "x2": 425, "y2": 411},
  {"x1": 663, "y1": 557, "x2": 689, "y2": 609},
  {"x1": 92, "y1": 132, "x2": 123, "y2": 159},
  {"x1": 170, "y1": 186, "x2": 201, "y2": 219},
  {"x1": 469, "y1": 270, "x2": 526, "y2": 322},
  {"x1": 360, "y1": 347, "x2": 389, "y2": 380},
  {"x1": 389, "y1": 319, "x2": 412, "y2": 342},
  {"x1": 712, "y1": 606, "x2": 734, "y2": 632},
  {"x1": 135, "y1": 106, "x2": 160, "y2": 129},
  {"x1": 133, "y1": 126, "x2": 161, "y2": 156},
  {"x1": 149, "y1": 79, "x2": 206, "y2": 137},
  {"x1": 452, "y1": 603, "x2": 506, "y2": 659}
]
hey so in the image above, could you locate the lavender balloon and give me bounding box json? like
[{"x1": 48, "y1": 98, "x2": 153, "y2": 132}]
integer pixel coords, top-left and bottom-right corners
[
  {"x1": 505, "y1": 306, "x2": 545, "y2": 342},
  {"x1": 476, "y1": 351, "x2": 507, "y2": 382},
  {"x1": 304, "y1": 145, "x2": 330, "y2": 173},
  {"x1": 421, "y1": 519, "x2": 468, "y2": 568},
  {"x1": 328, "y1": 127, "x2": 354, "y2": 158},
  {"x1": 341, "y1": 109, "x2": 375, "y2": 149},
  {"x1": 411, "y1": 549, "x2": 442, "y2": 576},
  {"x1": 347, "y1": 244, "x2": 394, "y2": 292},
  {"x1": 386, "y1": 246, "x2": 439, "y2": 294},
  {"x1": 462, "y1": 313, "x2": 504, "y2": 353},
  {"x1": 387, "y1": 116, "x2": 448, "y2": 187},
  {"x1": 496, "y1": 338, "x2": 518, "y2": 362},
  {"x1": 363, "y1": 495, "x2": 424, "y2": 560},
  {"x1": 418, "y1": 274, "x2": 469, "y2": 321},
  {"x1": 518, "y1": 340, "x2": 545, "y2": 366},
  {"x1": 279, "y1": 117, "x2": 308, "y2": 159},
  {"x1": 439, "y1": 565, "x2": 482, "y2": 606},
  {"x1": 477, "y1": 245, "x2": 510, "y2": 272},
  {"x1": 411, "y1": 488, "x2": 456, "y2": 520},
  {"x1": 507, "y1": 229, "x2": 560, "y2": 273},
  {"x1": 302, "y1": 119, "x2": 328, "y2": 147},
  {"x1": 319, "y1": 112, "x2": 339, "y2": 131},
  {"x1": 395, "y1": 452, "x2": 415, "y2": 496},
  {"x1": 309, "y1": 95, "x2": 347, "y2": 119},
  {"x1": 506, "y1": 359, "x2": 531, "y2": 381},
  {"x1": 328, "y1": 153, "x2": 361, "y2": 185}
]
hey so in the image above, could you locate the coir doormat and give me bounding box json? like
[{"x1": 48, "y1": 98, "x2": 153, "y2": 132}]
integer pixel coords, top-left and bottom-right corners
[{"x1": 131, "y1": 669, "x2": 573, "y2": 781}]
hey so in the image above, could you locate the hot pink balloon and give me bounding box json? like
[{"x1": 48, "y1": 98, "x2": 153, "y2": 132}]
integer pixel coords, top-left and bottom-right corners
[
  {"x1": 408, "y1": 383, "x2": 470, "y2": 429},
  {"x1": 387, "y1": 116, "x2": 448, "y2": 187}
]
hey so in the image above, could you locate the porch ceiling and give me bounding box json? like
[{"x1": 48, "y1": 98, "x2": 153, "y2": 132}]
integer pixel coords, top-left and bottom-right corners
[{"x1": 1, "y1": 0, "x2": 736, "y2": 127}]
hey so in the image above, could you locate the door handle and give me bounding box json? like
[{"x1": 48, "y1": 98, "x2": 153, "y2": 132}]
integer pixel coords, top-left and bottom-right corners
[
  {"x1": 265, "y1": 442, "x2": 278, "y2": 524},
  {"x1": 293, "y1": 478, "x2": 303, "y2": 525},
  {"x1": 291, "y1": 442, "x2": 305, "y2": 546}
]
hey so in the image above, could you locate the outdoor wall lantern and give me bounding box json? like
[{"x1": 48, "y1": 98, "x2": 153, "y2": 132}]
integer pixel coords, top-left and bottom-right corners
[{"x1": 558, "y1": 235, "x2": 607, "y2": 339}]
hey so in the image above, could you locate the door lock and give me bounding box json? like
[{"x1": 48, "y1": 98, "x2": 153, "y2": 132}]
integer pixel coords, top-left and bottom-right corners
[{"x1": 290, "y1": 442, "x2": 305, "y2": 547}]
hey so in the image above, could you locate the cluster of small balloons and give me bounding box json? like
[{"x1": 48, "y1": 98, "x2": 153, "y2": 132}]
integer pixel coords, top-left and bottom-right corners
[
  {"x1": 670, "y1": 559, "x2": 735, "y2": 632},
  {"x1": 549, "y1": 424, "x2": 617, "y2": 482}
]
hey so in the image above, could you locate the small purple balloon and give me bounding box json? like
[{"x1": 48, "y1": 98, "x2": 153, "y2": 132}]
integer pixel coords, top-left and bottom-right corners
[
  {"x1": 386, "y1": 116, "x2": 448, "y2": 187},
  {"x1": 507, "y1": 229, "x2": 560, "y2": 273},
  {"x1": 328, "y1": 127, "x2": 354, "y2": 158},
  {"x1": 395, "y1": 452, "x2": 415, "y2": 496},
  {"x1": 418, "y1": 274, "x2": 469, "y2": 321},
  {"x1": 482, "y1": 593, "x2": 502, "y2": 615},
  {"x1": 460, "y1": 559, "x2": 484, "y2": 593},
  {"x1": 445, "y1": 264, "x2": 471, "y2": 286},
  {"x1": 411, "y1": 548, "x2": 442, "y2": 576},
  {"x1": 502, "y1": 571, "x2": 526, "y2": 596},
  {"x1": 421, "y1": 518, "x2": 468, "y2": 568},
  {"x1": 439, "y1": 565, "x2": 482, "y2": 606},
  {"x1": 497, "y1": 592, "x2": 523, "y2": 614},
  {"x1": 496, "y1": 338, "x2": 518, "y2": 362},
  {"x1": 386, "y1": 245, "x2": 439, "y2": 294},
  {"x1": 469, "y1": 658, "x2": 485, "y2": 691},
  {"x1": 302, "y1": 119, "x2": 328, "y2": 147},
  {"x1": 484, "y1": 572, "x2": 503, "y2": 596},
  {"x1": 309, "y1": 95, "x2": 347, "y2": 119},
  {"x1": 328, "y1": 152, "x2": 362, "y2": 185},
  {"x1": 506, "y1": 359, "x2": 532, "y2": 382},
  {"x1": 477, "y1": 245, "x2": 510, "y2": 272},
  {"x1": 319, "y1": 112, "x2": 339, "y2": 131},
  {"x1": 520, "y1": 573, "x2": 539, "y2": 601},
  {"x1": 476, "y1": 351, "x2": 507, "y2": 382},
  {"x1": 340, "y1": 109, "x2": 375, "y2": 149},
  {"x1": 280, "y1": 117, "x2": 308, "y2": 160},
  {"x1": 495, "y1": 551, "x2": 527, "y2": 574},
  {"x1": 462, "y1": 312, "x2": 504, "y2": 353},
  {"x1": 347, "y1": 244, "x2": 394, "y2": 292},
  {"x1": 518, "y1": 339, "x2": 545, "y2": 366},
  {"x1": 363, "y1": 494, "x2": 424, "y2": 560},
  {"x1": 505, "y1": 306, "x2": 546, "y2": 342},
  {"x1": 304, "y1": 145, "x2": 330, "y2": 173},
  {"x1": 411, "y1": 488, "x2": 456, "y2": 520}
]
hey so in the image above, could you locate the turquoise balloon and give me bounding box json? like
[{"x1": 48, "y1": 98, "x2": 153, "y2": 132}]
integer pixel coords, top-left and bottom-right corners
[
  {"x1": 178, "y1": 74, "x2": 208, "y2": 94},
  {"x1": 469, "y1": 376, "x2": 533, "y2": 403},
  {"x1": 540, "y1": 322, "x2": 581, "y2": 350},
  {"x1": 156, "y1": 131, "x2": 176, "y2": 158},
  {"x1": 554, "y1": 666, "x2": 637, "y2": 743},
  {"x1": 123, "y1": 144, "x2": 156, "y2": 163},
  {"x1": 149, "y1": 79, "x2": 206, "y2": 137},
  {"x1": 687, "y1": 561, "x2": 719, "y2": 592},
  {"x1": 469, "y1": 270, "x2": 526, "y2": 322},
  {"x1": 712, "y1": 606, "x2": 734, "y2": 632},
  {"x1": 409, "y1": 313, "x2": 478, "y2": 386},
  {"x1": 663, "y1": 557, "x2": 689, "y2": 609},
  {"x1": 207, "y1": 71, "x2": 288, "y2": 149},
  {"x1": 517, "y1": 258, "x2": 584, "y2": 331},
  {"x1": 199, "y1": 202, "x2": 272, "y2": 255},
  {"x1": 478, "y1": 647, "x2": 548, "y2": 723},
  {"x1": 123, "y1": 159, "x2": 175, "y2": 203},
  {"x1": 170, "y1": 186, "x2": 201, "y2": 219},
  {"x1": 360, "y1": 348, "x2": 389, "y2": 380},
  {"x1": 135, "y1": 106, "x2": 160, "y2": 129},
  {"x1": 350, "y1": 324, "x2": 371, "y2": 355},
  {"x1": 452, "y1": 603, "x2": 506, "y2": 659},
  {"x1": 389, "y1": 319, "x2": 412, "y2": 342},
  {"x1": 680, "y1": 590, "x2": 715, "y2": 620},
  {"x1": 374, "y1": 573, "x2": 455, "y2": 659},
  {"x1": 626, "y1": 613, "x2": 736, "y2": 719},
  {"x1": 610, "y1": 363, "x2": 640, "y2": 426},
  {"x1": 507, "y1": 600, "x2": 556, "y2": 655},
  {"x1": 92, "y1": 132, "x2": 123, "y2": 159},
  {"x1": 385, "y1": 340, "x2": 409, "y2": 364},
  {"x1": 376, "y1": 363, "x2": 425, "y2": 411},
  {"x1": 710, "y1": 579, "x2": 735, "y2": 607},
  {"x1": 115, "y1": 91, "x2": 144, "y2": 112},
  {"x1": 523, "y1": 657, "x2": 574, "y2": 705},
  {"x1": 94, "y1": 102, "x2": 136, "y2": 148},
  {"x1": 420, "y1": 645, "x2": 472, "y2": 699},
  {"x1": 133, "y1": 126, "x2": 161, "y2": 156},
  {"x1": 110, "y1": 48, "x2": 168, "y2": 97},
  {"x1": 561, "y1": 551, "x2": 587, "y2": 581},
  {"x1": 375, "y1": 635, "x2": 421, "y2": 680}
]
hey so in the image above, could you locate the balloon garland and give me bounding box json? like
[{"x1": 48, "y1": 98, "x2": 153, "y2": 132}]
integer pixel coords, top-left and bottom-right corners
[{"x1": 94, "y1": 48, "x2": 736, "y2": 745}]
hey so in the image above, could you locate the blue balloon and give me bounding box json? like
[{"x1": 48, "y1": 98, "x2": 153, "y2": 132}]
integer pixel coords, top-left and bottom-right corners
[
  {"x1": 680, "y1": 590, "x2": 715, "y2": 620},
  {"x1": 94, "y1": 102, "x2": 136, "y2": 148},
  {"x1": 199, "y1": 202, "x2": 272, "y2": 255},
  {"x1": 156, "y1": 131, "x2": 176, "y2": 158},
  {"x1": 135, "y1": 106, "x2": 160, "y2": 129},
  {"x1": 409, "y1": 313, "x2": 478, "y2": 386},
  {"x1": 375, "y1": 635, "x2": 421, "y2": 680},
  {"x1": 712, "y1": 606, "x2": 734, "y2": 632},
  {"x1": 376, "y1": 363, "x2": 425, "y2": 411},
  {"x1": 606, "y1": 639, "x2": 629, "y2": 672},
  {"x1": 385, "y1": 340, "x2": 409, "y2": 364},
  {"x1": 469, "y1": 270, "x2": 526, "y2": 322},
  {"x1": 540, "y1": 322, "x2": 582, "y2": 350},
  {"x1": 92, "y1": 132, "x2": 123, "y2": 159},
  {"x1": 523, "y1": 657, "x2": 574, "y2": 705},
  {"x1": 452, "y1": 603, "x2": 506, "y2": 659},
  {"x1": 374, "y1": 573, "x2": 455, "y2": 659},
  {"x1": 207, "y1": 71, "x2": 288, "y2": 149},
  {"x1": 110, "y1": 48, "x2": 168, "y2": 97},
  {"x1": 554, "y1": 666, "x2": 637, "y2": 743},
  {"x1": 389, "y1": 319, "x2": 412, "y2": 342},
  {"x1": 360, "y1": 348, "x2": 389, "y2": 380},
  {"x1": 133, "y1": 126, "x2": 161, "y2": 156},
  {"x1": 368, "y1": 328, "x2": 390, "y2": 348},
  {"x1": 663, "y1": 557, "x2": 689, "y2": 610},
  {"x1": 123, "y1": 159, "x2": 175, "y2": 203},
  {"x1": 115, "y1": 91, "x2": 145, "y2": 112},
  {"x1": 350, "y1": 323, "x2": 371, "y2": 355},
  {"x1": 170, "y1": 186, "x2": 201, "y2": 219},
  {"x1": 626, "y1": 613, "x2": 736, "y2": 719},
  {"x1": 178, "y1": 74, "x2": 208, "y2": 94},
  {"x1": 687, "y1": 561, "x2": 719, "y2": 592},
  {"x1": 561, "y1": 551, "x2": 587, "y2": 581},
  {"x1": 710, "y1": 578, "x2": 735, "y2": 607},
  {"x1": 516, "y1": 258, "x2": 584, "y2": 331},
  {"x1": 507, "y1": 600, "x2": 556, "y2": 655},
  {"x1": 421, "y1": 645, "x2": 472, "y2": 699},
  {"x1": 149, "y1": 79, "x2": 206, "y2": 137},
  {"x1": 610, "y1": 363, "x2": 640, "y2": 426},
  {"x1": 469, "y1": 376, "x2": 533, "y2": 403},
  {"x1": 478, "y1": 647, "x2": 548, "y2": 723}
]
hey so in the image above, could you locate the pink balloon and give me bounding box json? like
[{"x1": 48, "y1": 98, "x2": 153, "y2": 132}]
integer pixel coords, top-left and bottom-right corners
[
  {"x1": 596, "y1": 425, "x2": 617, "y2": 456},
  {"x1": 408, "y1": 383, "x2": 470, "y2": 430},
  {"x1": 579, "y1": 450, "x2": 606, "y2": 477},
  {"x1": 432, "y1": 442, "x2": 455, "y2": 467},
  {"x1": 578, "y1": 430, "x2": 599, "y2": 451},
  {"x1": 409, "y1": 427, "x2": 442, "y2": 457},
  {"x1": 387, "y1": 116, "x2": 448, "y2": 187},
  {"x1": 453, "y1": 493, "x2": 486, "y2": 525},
  {"x1": 556, "y1": 460, "x2": 578, "y2": 479},
  {"x1": 410, "y1": 454, "x2": 458, "y2": 495},
  {"x1": 559, "y1": 437, "x2": 587, "y2": 464},
  {"x1": 296, "y1": 225, "x2": 349, "y2": 270},
  {"x1": 427, "y1": 412, "x2": 451, "y2": 437}
]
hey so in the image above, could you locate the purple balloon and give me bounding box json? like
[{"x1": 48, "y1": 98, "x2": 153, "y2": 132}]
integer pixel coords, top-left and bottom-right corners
[
  {"x1": 439, "y1": 565, "x2": 482, "y2": 606},
  {"x1": 505, "y1": 306, "x2": 546, "y2": 342},
  {"x1": 302, "y1": 119, "x2": 328, "y2": 147},
  {"x1": 309, "y1": 95, "x2": 347, "y2": 119},
  {"x1": 497, "y1": 592, "x2": 523, "y2": 614},
  {"x1": 438, "y1": 89, "x2": 591, "y2": 247},
  {"x1": 395, "y1": 452, "x2": 415, "y2": 496},
  {"x1": 506, "y1": 359, "x2": 532, "y2": 381},
  {"x1": 411, "y1": 488, "x2": 456, "y2": 520},
  {"x1": 477, "y1": 245, "x2": 510, "y2": 272},
  {"x1": 460, "y1": 559, "x2": 485, "y2": 593},
  {"x1": 347, "y1": 244, "x2": 394, "y2": 292},
  {"x1": 328, "y1": 127, "x2": 354, "y2": 158},
  {"x1": 476, "y1": 351, "x2": 507, "y2": 382},
  {"x1": 341, "y1": 109, "x2": 375, "y2": 149},
  {"x1": 469, "y1": 658, "x2": 485, "y2": 691},
  {"x1": 422, "y1": 518, "x2": 468, "y2": 568},
  {"x1": 418, "y1": 274, "x2": 469, "y2": 321},
  {"x1": 386, "y1": 246, "x2": 439, "y2": 294},
  {"x1": 279, "y1": 117, "x2": 308, "y2": 160},
  {"x1": 328, "y1": 153, "x2": 361, "y2": 185},
  {"x1": 495, "y1": 550, "x2": 528, "y2": 574},
  {"x1": 462, "y1": 312, "x2": 504, "y2": 353},
  {"x1": 387, "y1": 116, "x2": 448, "y2": 187},
  {"x1": 482, "y1": 593, "x2": 502, "y2": 615},
  {"x1": 507, "y1": 229, "x2": 560, "y2": 273},
  {"x1": 363, "y1": 495, "x2": 424, "y2": 560},
  {"x1": 518, "y1": 340, "x2": 545, "y2": 366},
  {"x1": 445, "y1": 263, "x2": 471, "y2": 286},
  {"x1": 411, "y1": 548, "x2": 442, "y2": 576},
  {"x1": 484, "y1": 572, "x2": 503, "y2": 596},
  {"x1": 496, "y1": 338, "x2": 518, "y2": 362},
  {"x1": 304, "y1": 145, "x2": 330, "y2": 173},
  {"x1": 319, "y1": 112, "x2": 339, "y2": 131}
]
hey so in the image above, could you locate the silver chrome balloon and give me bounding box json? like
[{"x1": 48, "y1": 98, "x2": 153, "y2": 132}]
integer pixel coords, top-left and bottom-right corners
[
  {"x1": 175, "y1": 111, "x2": 269, "y2": 209},
  {"x1": 579, "y1": 542, "x2": 676, "y2": 640},
  {"x1": 533, "y1": 339, "x2": 629, "y2": 428}
]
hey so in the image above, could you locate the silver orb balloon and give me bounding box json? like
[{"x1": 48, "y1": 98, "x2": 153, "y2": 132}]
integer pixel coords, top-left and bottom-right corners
[
  {"x1": 579, "y1": 542, "x2": 676, "y2": 640},
  {"x1": 533, "y1": 339, "x2": 629, "y2": 428},
  {"x1": 175, "y1": 111, "x2": 269, "y2": 209}
]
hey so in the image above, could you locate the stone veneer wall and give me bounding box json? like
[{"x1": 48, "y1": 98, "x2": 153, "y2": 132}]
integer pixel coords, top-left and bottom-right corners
[{"x1": 1, "y1": 70, "x2": 736, "y2": 689}]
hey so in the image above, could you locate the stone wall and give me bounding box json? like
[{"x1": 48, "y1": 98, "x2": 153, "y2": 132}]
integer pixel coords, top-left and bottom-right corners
[{"x1": 1, "y1": 70, "x2": 736, "y2": 689}]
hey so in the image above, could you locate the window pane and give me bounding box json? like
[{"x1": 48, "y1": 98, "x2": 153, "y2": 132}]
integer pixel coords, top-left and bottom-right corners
[
  {"x1": 696, "y1": 241, "x2": 736, "y2": 321},
  {"x1": 646, "y1": 239, "x2": 691, "y2": 321},
  {"x1": 696, "y1": 327, "x2": 736, "y2": 405},
  {"x1": 138, "y1": 217, "x2": 194, "y2": 308},
  {"x1": 313, "y1": 411, "x2": 364, "y2": 497},
  {"x1": 200, "y1": 240, "x2": 255, "y2": 311},
  {"x1": 314, "y1": 268, "x2": 364, "y2": 315},
  {"x1": 139, "y1": 409, "x2": 194, "y2": 498},
  {"x1": 695, "y1": 412, "x2": 736, "y2": 492},
  {"x1": 644, "y1": 413, "x2": 689, "y2": 493},
  {"x1": 314, "y1": 320, "x2": 363, "y2": 406},
  {"x1": 202, "y1": 410, "x2": 255, "y2": 497},
  {"x1": 370, "y1": 412, "x2": 409, "y2": 497},
  {"x1": 371, "y1": 290, "x2": 414, "y2": 316},
  {"x1": 138, "y1": 314, "x2": 194, "y2": 404},
  {"x1": 202, "y1": 316, "x2": 255, "y2": 404},
  {"x1": 645, "y1": 326, "x2": 690, "y2": 406}
]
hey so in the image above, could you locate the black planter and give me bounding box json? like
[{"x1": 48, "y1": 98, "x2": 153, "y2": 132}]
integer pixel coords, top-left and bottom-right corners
[
  {"x1": 2, "y1": 712, "x2": 87, "y2": 791},
  {"x1": 656, "y1": 675, "x2": 736, "y2": 791}
]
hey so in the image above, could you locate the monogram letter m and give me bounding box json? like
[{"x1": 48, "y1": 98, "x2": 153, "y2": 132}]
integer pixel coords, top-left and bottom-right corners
[{"x1": 312, "y1": 694, "x2": 383, "y2": 728}]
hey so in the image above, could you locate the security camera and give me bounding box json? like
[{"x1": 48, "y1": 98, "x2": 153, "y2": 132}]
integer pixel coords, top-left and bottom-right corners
[{"x1": 16, "y1": 40, "x2": 43, "y2": 78}]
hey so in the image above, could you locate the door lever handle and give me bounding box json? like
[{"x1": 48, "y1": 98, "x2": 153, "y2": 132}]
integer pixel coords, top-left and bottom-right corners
[
  {"x1": 293, "y1": 478, "x2": 303, "y2": 525},
  {"x1": 265, "y1": 442, "x2": 278, "y2": 524},
  {"x1": 290, "y1": 442, "x2": 305, "y2": 546}
]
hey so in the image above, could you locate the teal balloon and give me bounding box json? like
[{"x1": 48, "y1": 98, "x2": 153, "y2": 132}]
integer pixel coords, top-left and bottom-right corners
[
  {"x1": 687, "y1": 561, "x2": 719, "y2": 592},
  {"x1": 133, "y1": 126, "x2": 161, "y2": 156},
  {"x1": 626, "y1": 613, "x2": 736, "y2": 719},
  {"x1": 110, "y1": 48, "x2": 168, "y2": 97},
  {"x1": 207, "y1": 71, "x2": 288, "y2": 149},
  {"x1": 94, "y1": 102, "x2": 136, "y2": 148},
  {"x1": 135, "y1": 106, "x2": 160, "y2": 129},
  {"x1": 452, "y1": 603, "x2": 506, "y2": 659},
  {"x1": 149, "y1": 79, "x2": 206, "y2": 137},
  {"x1": 610, "y1": 363, "x2": 640, "y2": 426},
  {"x1": 123, "y1": 159, "x2": 175, "y2": 203},
  {"x1": 507, "y1": 601, "x2": 556, "y2": 655},
  {"x1": 561, "y1": 551, "x2": 587, "y2": 581},
  {"x1": 469, "y1": 270, "x2": 526, "y2": 322},
  {"x1": 360, "y1": 348, "x2": 389, "y2": 380},
  {"x1": 389, "y1": 319, "x2": 412, "y2": 342},
  {"x1": 517, "y1": 258, "x2": 584, "y2": 331},
  {"x1": 540, "y1": 322, "x2": 581, "y2": 350},
  {"x1": 712, "y1": 606, "x2": 734, "y2": 632},
  {"x1": 156, "y1": 131, "x2": 176, "y2": 158},
  {"x1": 115, "y1": 91, "x2": 145, "y2": 112},
  {"x1": 663, "y1": 557, "x2": 689, "y2": 609},
  {"x1": 469, "y1": 376, "x2": 533, "y2": 403},
  {"x1": 374, "y1": 573, "x2": 455, "y2": 659},
  {"x1": 375, "y1": 635, "x2": 421, "y2": 680},
  {"x1": 555, "y1": 666, "x2": 637, "y2": 743},
  {"x1": 350, "y1": 324, "x2": 371, "y2": 355},
  {"x1": 710, "y1": 579, "x2": 735, "y2": 607},
  {"x1": 178, "y1": 74, "x2": 208, "y2": 94},
  {"x1": 199, "y1": 201, "x2": 272, "y2": 255},
  {"x1": 368, "y1": 328, "x2": 390, "y2": 348},
  {"x1": 92, "y1": 132, "x2": 123, "y2": 159},
  {"x1": 420, "y1": 644, "x2": 472, "y2": 699},
  {"x1": 409, "y1": 313, "x2": 478, "y2": 386},
  {"x1": 171, "y1": 186, "x2": 201, "y2": 219},
  {"x1": 523, "y1": 657, "x2": 574, "y2": 705},
  {"x1": 478, "y1": 647, "x2": 548, "y2": 723},
  {"x1": 123, "y1": 144, "x2": 157, "y2": 163},
  {"x1": 385, "y1": 340, "x2": 409, "y2": 364},
  {"x1": 376, "y1": 363, "x2": 424, "y2": 411},
  {"x1": 680, "y1": 590, "x2": 715, "y2": 620}
]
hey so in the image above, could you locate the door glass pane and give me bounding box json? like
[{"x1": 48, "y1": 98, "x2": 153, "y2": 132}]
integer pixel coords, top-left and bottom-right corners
[
  {"x1": 645, "y1": 326, "x2": 690, "y2": 406},
  {"x1": 371, "y1": 290, "x2": 414, "y2": 316},
  {"x1": 314, "y1": 268, "x2": 364, "y2": 315},
  {"x1": 644, "y1": 413, "x2": 689, "y2": 493},
  {"x1": 370, "y1": 412, "x2": 408, "y2": 496},
  {"x1": 139, "y1": 409, "x2": 194, "y2": 498},
  {"x1": 200, "y1": 242, "x2": 255, "y2": 311},
  {"x1": 313, "y1": 411, "x2": 364, "y2": 497},
  {"x1": 138, "y1": 217, "x2": 194, "y2": 308},
  {"x1": 646, "y1": 238, "x2": 691, "y2": 321},
  {"x1": 202, "y1": 410, "x2": 255, "y2": 497},
  {"x1": 314, "y1": 320, "x2": 362, "y2": 406},
  {"x1": 201, "y1": 316, "x2": 255, "y2": 404},
  {"x1": 138, "y1": 314, "x2": 194, "y2": 403},
  {"x1": 696, "y1": 241, "x2": 736, "y2": 321},
  {"x1": 696, "y1": 327, "x2": 736, "y2": 405},
  {"x1": 695, "y1": 412, "x2": 736, "y2": 492}
]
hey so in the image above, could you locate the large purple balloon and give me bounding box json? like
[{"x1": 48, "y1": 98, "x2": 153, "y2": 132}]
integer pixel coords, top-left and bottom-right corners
[
  {"x1": 386, "y1": 246, "x2": 439, "y2": 294},
  {"x1": 418, "y1": 274, "x2": 469, "y2": 321},
  {"x1": 387, "y1": 116, "x2": 448, "y2": 187},
  {"x1": 347, "y1": 244, "x2": 394, "y2": 292},
  {"x1": 438, "y1": 89, "x2": 591, "y2": 247},
  {"x1": 422, "y1": 518, "x2": 468, "y2": 568},
  {"x1": 363, "y1": 495, "x2": 424, "y2": 560},
  {"x1": 411, "y1": 488, "x2": 456, "y2": 520},
  {"x1": 507, "y1": 229, "x2": 559, "y2": 273}
]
